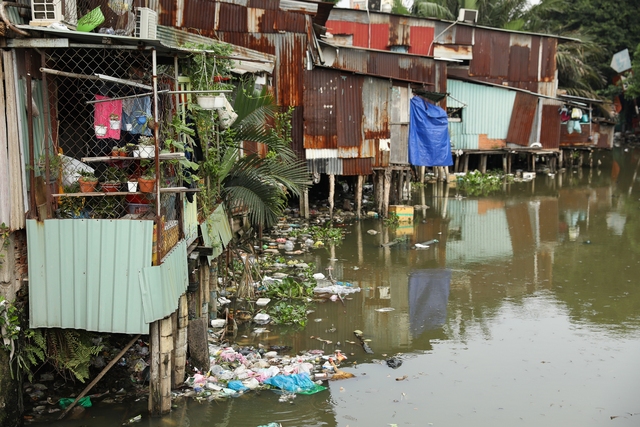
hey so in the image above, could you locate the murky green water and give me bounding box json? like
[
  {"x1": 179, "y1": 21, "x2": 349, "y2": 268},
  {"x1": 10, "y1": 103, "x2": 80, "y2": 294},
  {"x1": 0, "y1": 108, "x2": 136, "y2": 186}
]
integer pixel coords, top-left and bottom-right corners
[{"x1": 58, "y1": 148, "x2": 640, "y2": 427}]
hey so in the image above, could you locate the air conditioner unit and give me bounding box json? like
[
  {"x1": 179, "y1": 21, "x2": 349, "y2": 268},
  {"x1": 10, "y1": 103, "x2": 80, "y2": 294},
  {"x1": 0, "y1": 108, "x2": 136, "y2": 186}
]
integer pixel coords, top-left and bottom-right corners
[
  {"x1": 458, "y1": 8, "x2": 478, "y2": 23},
  {"x1": 135, "y1": 7, "x2": 157, "y2": 39},
  {"x1": 30, "y1": 0, "x2": 63, "y2": 25}
]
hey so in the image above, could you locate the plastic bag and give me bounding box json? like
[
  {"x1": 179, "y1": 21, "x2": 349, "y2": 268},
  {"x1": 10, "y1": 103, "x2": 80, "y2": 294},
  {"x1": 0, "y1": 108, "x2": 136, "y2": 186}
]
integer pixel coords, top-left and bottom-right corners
[
  {"x1": 264, "y1": 373, "x2": 326, "y2": 394},
  {"x1": 227, "y1": 380, "x2": 249, "y2": 392},
  {"x1": 58, "y1": 396, "x2": 92, "y2": 409}
]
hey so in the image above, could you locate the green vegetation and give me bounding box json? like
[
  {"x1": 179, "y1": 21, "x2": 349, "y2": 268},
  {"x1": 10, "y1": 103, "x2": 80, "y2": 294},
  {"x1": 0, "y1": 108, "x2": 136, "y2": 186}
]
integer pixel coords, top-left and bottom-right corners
[
  {"x1": 457, "y1": 171, "x2": 512, "y2": 196},
  {"x1": 267, "y1": 301, "x2": 310, "y2": 327},
  {"x1": 384, "y1": 213, "x2": 400, "y2": 227}
]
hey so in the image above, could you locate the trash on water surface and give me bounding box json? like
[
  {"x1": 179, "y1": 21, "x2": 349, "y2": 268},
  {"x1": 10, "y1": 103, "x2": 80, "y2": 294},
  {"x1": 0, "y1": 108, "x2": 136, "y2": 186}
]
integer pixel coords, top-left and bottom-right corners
[
  {"x1": 123, "y1": 414, "x2": 142, "y2": 424},
  {"x1": 375, "y1": 307, "x2": 395, "y2": 312},
  {"x1": 58, "y1": 397, "x2": 92, "y2": 409}
]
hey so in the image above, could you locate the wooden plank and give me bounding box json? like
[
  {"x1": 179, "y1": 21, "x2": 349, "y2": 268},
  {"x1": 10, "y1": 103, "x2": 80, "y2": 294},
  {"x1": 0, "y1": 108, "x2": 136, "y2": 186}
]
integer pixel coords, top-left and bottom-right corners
[{"x1": 0, "y1": 53, "x2": 11, "y2": 226}]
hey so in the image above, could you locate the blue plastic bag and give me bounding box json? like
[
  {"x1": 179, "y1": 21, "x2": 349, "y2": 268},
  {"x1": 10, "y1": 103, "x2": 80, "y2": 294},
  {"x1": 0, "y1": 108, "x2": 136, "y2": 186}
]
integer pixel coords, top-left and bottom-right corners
[
  {"x1": 227, "y1": 380, "x2": 249, "y2": 392},
  {"x1": 264, "y1": 373, "x2": 326, "y2": 394}
]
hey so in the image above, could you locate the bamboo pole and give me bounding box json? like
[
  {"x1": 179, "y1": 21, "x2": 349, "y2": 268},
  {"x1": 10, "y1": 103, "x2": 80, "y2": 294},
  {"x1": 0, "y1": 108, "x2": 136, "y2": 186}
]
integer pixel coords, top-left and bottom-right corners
[
  {"x1": 328, "y1": 174, "x2": 335, "y2": 220},
  {"x1": 356, "y1": 175, "x2": 363, "y2": 219},
  {"x1": 59, "y1": 335, "x2": 141, "y2": 420}
]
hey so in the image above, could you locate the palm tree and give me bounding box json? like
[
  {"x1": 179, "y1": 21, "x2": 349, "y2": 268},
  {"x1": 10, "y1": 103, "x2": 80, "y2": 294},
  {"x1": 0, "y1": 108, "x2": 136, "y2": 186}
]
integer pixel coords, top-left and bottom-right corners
[{"x1": 213, "y1": 84, "x2": 310, "y2": 229}]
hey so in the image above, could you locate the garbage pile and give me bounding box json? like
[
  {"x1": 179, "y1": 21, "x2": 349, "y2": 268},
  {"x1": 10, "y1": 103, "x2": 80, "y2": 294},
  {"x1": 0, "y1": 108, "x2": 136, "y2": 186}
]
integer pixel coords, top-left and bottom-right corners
[{"x1": 179, "y1": 345, "x2": 354, "y2": 401}]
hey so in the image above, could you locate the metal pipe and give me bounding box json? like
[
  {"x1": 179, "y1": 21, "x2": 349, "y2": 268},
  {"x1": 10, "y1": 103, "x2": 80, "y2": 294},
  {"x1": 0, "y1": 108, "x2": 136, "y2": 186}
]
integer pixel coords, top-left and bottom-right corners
[
  {"x1": 26, "y1": 55, "x2": 36, "y2": 218},
  {"x1": 95, "y1": 73, "x2": 153, "y2": 90},
  {"x1": 0, "y1": 2, "x2": 29, "y2": 36},
  {"x1": 152, "y1": 48, "x2": 162, "y2": 260},
  {"x1": 85, "y1": 90, "x2": 167, "y2": 104},
  {"x1": 165, "y1": 90, "x2": 233, "y2": 94},
  {"x1": 69, "y1": 43, "x2": 153, "y2": 50},
  {"x1": 40, "y1": 67, "x2": 100, "y2": 80}
]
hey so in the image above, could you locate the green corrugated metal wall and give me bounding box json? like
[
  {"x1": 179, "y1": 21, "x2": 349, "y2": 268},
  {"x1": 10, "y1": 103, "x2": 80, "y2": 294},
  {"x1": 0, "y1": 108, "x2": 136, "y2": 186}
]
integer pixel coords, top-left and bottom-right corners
[
  {"x1": 447, "y1": 79, "x2": 516, "y2": 150},
  {"x1": 139, "y1": 240, "x2": 189, "y2": 324},
  {"x1": 27, "y1": 219, "x2": 155, "y2": 334}
]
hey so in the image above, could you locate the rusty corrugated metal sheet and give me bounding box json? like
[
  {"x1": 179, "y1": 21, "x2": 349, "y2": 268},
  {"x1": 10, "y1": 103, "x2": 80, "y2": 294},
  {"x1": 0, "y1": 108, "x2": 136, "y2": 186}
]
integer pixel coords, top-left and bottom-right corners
[
  {"x1": 362, "y1": 77, "x2": 390, "y2": 140},
  {"x1": 388, "y1": 15, "x2": 410, "y2": 47},
  {"x1": 218, "y1": 2, "x2": 248, "y2": 32},
  {"x1": 276, "y1": 8, "x2": 307, "y2": 32},
  {"x1": 540, "y1": 104, "x2": 561, "y2": 149},
  {"x1": 528, "y1": 37, "x2": 540, "y2": 80},
  {"x1": 540, "y1": 38, "x2": 557, "y2": 82},
  {"x1": 325, "y1": 44, "x2": 437, "y2": 85},
  {"x1": 455, "y1": 25, "x2": 474, "y2": 45},
  {"x1": 291, "y1": 106, "x2": 305, "y2": 159},
  {"x1": 508, "y1": 45, "x2": 531, "y2": 82},
  {"x1": 337, "y1": 74, "x2": 363, "y2": 148},
  {"x1": 248, "y1": 0, "x2": 278, "y2": 10},
  {"x1": 507, "y1": 92, "x2": 538, "y2": 146},
  {"x1": 559, "y1": 123, "x2": 592, "y2": 147},
  {"x1": 408, "y1": 26, "x2": 434, "y2": 55},
  {"x1": 596, "y1": 123, "x2": 614, "y2": 149},
  {"x1": 303, "y1": 68, "x2": 338, "y2": 149},
  {"x1": 469, "y1": 28, "x2": 490, "y2": 77},
  {"x1": 342, "y1": 158, "x2": 372, "y2": 175}
]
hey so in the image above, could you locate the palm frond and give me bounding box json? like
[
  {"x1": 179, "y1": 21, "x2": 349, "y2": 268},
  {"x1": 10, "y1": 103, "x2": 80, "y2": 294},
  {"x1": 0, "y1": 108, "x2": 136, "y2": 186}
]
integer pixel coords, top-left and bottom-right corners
[{"x1": 412, "y1": 1, "x2": 454, "y2": 19}]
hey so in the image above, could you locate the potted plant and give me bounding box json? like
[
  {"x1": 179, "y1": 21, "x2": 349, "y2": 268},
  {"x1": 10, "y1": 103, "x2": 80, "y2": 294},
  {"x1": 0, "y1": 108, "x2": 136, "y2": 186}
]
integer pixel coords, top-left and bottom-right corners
[
  {"x1": 78, "y1": 170, "x2": 98, "y2": 193},
  {"x1": 109, "y1": 113, "x2": 121, "y2": 130},
  {"x1": 118, "y1": 147, "x2": 128, "y2": 157},
  {"x1": 183, "y1": 43, "x2": 234, "y2": 110},
  {"x1": 101, "y1": 166, "x2": 126, "y2": 193},
  {"x1": 138, "y1": 169, "x2": 156, "y2": 193},
  {"x1": 135, "y1": 136, "x2": 155, "y2": 158},
  {"x1": 111, "y1": 146, "x2": 120, "y2": 157}
]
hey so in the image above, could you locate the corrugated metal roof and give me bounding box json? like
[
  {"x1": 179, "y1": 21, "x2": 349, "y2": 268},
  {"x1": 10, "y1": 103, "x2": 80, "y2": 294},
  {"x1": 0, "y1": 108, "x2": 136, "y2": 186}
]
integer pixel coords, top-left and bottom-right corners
[
  {"x1": 139, "y1": 240, "x2": 188, "y2": 323},
  {"x1": 446, "y1": 79, "x2": 516, "y2": 150},
  {"x1": 27, "y1": 219, "x2": 155, "y2": 334},
  {"x1": 306, "y1": 149, "x2": 338, "y2": 159},
  {"x1": 320, "y1": 42, "x2": 438, "y2": 85},
  {"x1": 156, "y1": 26, "x2": 275, "y2": 75}
]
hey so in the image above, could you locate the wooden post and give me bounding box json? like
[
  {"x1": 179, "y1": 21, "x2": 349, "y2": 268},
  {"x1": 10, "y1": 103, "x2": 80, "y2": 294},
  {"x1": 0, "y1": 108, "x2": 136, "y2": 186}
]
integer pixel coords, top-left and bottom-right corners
[
  {"x1": 375, "y1": 171, "x2": 384, "y2": 214},
  {"x1": 454, "y1": 155, "x2": 460, "y2": 173},
  {"x1": 578, "y1": 152, "x2": 583, "y2": 168},
  {"x1": 159, "y1": 317, "x2": 173, "y2": 414},
  {"x1": 502, "y1": 154, "x2": 507, "y2": 173},
  {"x1": 507, "y1": 153, "x2": 512, "y2": 174},
  {"x1": 149, "y1": 321, "x2": 161, "y2": 415},
  {"x1": 420, "y1": 166, "x2": 425, "y2": 184},
  {"x1": 480, "y1": 155, "x2": 487, "y2": 173},
  {"x1": 173, "y1": 294, "x2": 188, "y2": 388},
  {"x1": 201, "y1": 258, "x2": 210, "y2": 320},
  {"x1": 302, "y1": 188, "x2": 309, "y2": 219},
  {"x1": 356, "y1": 175, "x2": 363, "y2": 219},
  {"x1": 442, "y1": 166, "x2": 449, "y2": 183},
  {"x1": 397, "y1": 169, "x2": 404, "y2": 201},
  {"x1": 382, "y1": 169, "x2": 391, "y2": 218},
  {"x1": 328, "y1": 174, "x2": 335, "y2": 219},
  {"x1": 463, "y1": 154, "x2": 469, "y2": 173},
  {"x1": 531, "y1": 153, "x2": 536, "y2": 172}
]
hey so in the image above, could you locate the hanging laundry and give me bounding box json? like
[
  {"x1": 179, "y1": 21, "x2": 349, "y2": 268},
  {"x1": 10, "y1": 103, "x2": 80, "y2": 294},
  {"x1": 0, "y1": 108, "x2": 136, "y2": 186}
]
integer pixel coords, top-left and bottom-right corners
[
  {"x1": 580, "y1": 113, "x2": 590, "y2": 124},
  {"x1": 567, "y1": 120, "x2": 582, "y2": 134},
  {"x1": 571, "y1": 108, "x2": 582, "y2": 120},
  {"x1": 94, "y1": 95, "x2": 122, "y2": 139},
  {"x1": 122, "y1": 96, "x2": 152, "y2": 136},
  {"x1": 559, "y1": 107, "x2": 570, "y2": 123}
]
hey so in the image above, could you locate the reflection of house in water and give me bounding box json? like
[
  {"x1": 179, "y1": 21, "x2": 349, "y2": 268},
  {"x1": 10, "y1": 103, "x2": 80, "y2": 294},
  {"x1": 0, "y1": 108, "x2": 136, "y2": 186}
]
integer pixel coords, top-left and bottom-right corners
[{"x1": 409, "y1": 270, "x2": 451, "y2": 338}]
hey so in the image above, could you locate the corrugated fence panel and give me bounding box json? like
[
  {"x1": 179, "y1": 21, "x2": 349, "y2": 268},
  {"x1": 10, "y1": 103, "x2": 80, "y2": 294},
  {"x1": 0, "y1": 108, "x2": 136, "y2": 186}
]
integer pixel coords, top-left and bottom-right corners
[
  {"x1": 27, "y1": 219, "x2": 154, "y2": 334},
  {"x1": 139, "y1": 240, "x2": 188, "y2": 324},
  {"x1": 507, "y1": 91, "x2": 538, "y2": 146},
  {"x1": 447, "y1": 79, "x2": 516, "y2": 149},
  {"x1": 540, "y1": 103, "x2": 561, "y2": 149}
]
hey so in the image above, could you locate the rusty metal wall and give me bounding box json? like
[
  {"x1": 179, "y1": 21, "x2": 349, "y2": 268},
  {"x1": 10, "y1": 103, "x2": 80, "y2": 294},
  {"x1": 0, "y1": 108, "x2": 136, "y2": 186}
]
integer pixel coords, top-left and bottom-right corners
[
  {"x1": 559, "y1": 123, "x2": 593, "y2": 147},
  {"x1": 540, "y1": 38, "x2": 557, "y2": 82},
  {"x1": 303, "y1": 68, "x2": 338, "y2": 150},
  {"x1": 342, "y1": 158, "x2": 373, "y2": 176},
  {"x1": 540, "y1": 104, "x2": 561, "y2": 149},
  {"x1": 337, "y1": 74, "x2": 364, "y2": 150},
  {"x1": 362, "y1": 77, "x2": 390, "y2": 140},
  {"x1": 507, "y1": 92, "x2": 538, "y2": 146}
]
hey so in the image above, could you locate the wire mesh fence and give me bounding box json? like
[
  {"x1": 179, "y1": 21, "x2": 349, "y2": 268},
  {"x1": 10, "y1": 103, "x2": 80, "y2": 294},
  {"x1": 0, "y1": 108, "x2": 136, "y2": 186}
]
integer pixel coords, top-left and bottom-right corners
[{"x1": 40, "y1": 46, "x2": 184, "y2": 260}]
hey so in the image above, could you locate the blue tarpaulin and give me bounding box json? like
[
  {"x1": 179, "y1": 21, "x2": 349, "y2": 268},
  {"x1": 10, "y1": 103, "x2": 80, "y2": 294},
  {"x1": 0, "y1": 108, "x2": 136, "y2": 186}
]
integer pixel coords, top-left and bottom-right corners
[{"x1": 408, "y1": 97, "x2": 453, "y2": 167}]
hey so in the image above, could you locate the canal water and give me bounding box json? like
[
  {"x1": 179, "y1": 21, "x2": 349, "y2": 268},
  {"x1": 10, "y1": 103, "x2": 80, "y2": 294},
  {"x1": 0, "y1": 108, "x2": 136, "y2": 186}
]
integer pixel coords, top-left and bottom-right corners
[{"x1": 58, "y1": 148, "x2": 640, "y2": 427}]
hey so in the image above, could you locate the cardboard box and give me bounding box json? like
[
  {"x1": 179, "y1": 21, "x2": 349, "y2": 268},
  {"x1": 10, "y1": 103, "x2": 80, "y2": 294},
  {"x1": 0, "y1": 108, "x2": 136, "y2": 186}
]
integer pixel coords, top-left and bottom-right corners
[{"x1": 389, "y1": 205, "x2": 414, "y2": 223}]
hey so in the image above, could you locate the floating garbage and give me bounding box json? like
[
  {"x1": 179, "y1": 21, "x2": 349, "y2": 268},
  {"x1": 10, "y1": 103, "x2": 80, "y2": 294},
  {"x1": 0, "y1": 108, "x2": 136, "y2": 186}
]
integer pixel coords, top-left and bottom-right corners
[
  {"x1": 256, "y1": 298, "x2": 271, "y2": 307},
  {"x1": 123, "y1": 414, "x2": 142, "y2": 424},
  {"x1": 253, "y1": 313, "x2": 271, "y2": 325},
  {"x1": 375, "y1": 307, "x2": 395, "y2": 312},
  {"x1": 58, "y1": 397, "x2": 92, "y2": 409}
]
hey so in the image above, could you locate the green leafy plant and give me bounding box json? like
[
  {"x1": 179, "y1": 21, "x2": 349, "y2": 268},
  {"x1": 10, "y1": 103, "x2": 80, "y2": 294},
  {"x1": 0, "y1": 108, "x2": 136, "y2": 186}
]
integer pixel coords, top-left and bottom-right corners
[
  {"x1": 0, "y1": 223, "x2": 9, "y2": 270},
  {"x1": 308, "y1": 224, "x2": 345, "y2": 244},
  {"x1": 457, "y1": 170, "x2": 512, "y2": 196},
  {"x1": 57, "y1": 184, "x2": 87, "y2": 218},
  {"x1": 267, "y1": 301, "x2": 309, "y2": 327},
  {"x1": 264, "y1": 277, "x2": 315, "y2": 300},
  {"x1": 102, "y1": 166, "x2": 127, "y2": 184},
  {"x1": 384, "y1": 213, "x2": 400, "y2": 227},
  {"x1": 77, "y1": 170, "x2": 98, "y2": 182}
]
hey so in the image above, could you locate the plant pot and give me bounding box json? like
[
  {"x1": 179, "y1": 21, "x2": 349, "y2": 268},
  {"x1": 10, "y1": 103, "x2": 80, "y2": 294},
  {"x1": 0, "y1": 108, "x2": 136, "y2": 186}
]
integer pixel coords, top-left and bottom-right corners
[
  {"x1": 138, "y1": 145, "x2": 155, "y2": 159},
  {"x1": 138, "y1": 177, "x2": 155, "y2": 193},
  {"x1": 95, "y1": 125, "x2": 107, "y2": 137},
  {"x1": 78, "y1": 178, "x2": 97, "y2": 193},
  {"x1": 111, "y1": 150, "x2": 119, "y2": 157},
  {"x1": 127, "y1": 181, "x2": 138, "y2": 192},
  {"x1": 213, "y1": 76, "x2": 230, "y2": 83},
  {"x1": 101, "y1": 182, "x2": 121, "y2": 193},
  {"x1": 197, "y1": 95, "x2": 225, "y2": 110}
]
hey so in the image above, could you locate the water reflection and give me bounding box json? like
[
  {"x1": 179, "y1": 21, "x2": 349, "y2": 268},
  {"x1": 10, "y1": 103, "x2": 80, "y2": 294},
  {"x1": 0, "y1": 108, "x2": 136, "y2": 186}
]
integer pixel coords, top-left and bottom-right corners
[{"x1": 408, "y1": 270, "x2": 450, "y2": 338}]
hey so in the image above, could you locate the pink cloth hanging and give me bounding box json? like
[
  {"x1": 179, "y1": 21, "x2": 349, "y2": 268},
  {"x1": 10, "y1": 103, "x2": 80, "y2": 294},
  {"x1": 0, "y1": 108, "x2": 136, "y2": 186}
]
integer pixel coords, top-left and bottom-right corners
[{"x1": 94, "y1": 95, "x2": 122, "y2": 139}]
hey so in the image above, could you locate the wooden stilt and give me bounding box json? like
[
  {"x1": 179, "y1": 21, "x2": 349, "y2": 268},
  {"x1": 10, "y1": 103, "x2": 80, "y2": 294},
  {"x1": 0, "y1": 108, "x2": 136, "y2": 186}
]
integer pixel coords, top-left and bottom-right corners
[
  {"x1": 382, "y1": 169, "x2": 391, "y2": 218},
  {"x1": 454, "y1": 155, "x2": 460, "y2": 173},
  {"x1": 502, "y1": 154, "x2": 507, "y2": 174},
  {"x1": 173, "y1": 294, "x2": 188, "y2": 388},
  {"x1": 356, "y1": 175, "x2": 363, "y2": 219},
  {"x1": 329, "y1": 174, "x2": 335, "y2": 219},
  {"x1": 375, "y1": 171, "x2": 383, "y2": 213},
  {"x1": 442, "y1": 166, "x2": 449, "y2": 183},
  {"x1": 480, "y1": 155, "x2": 487, "y2": 173},
  {"x1": 159, "y1": 317, "x2": 173, "y2": 414},
  {"x1": 398, "y1": 169, "x2": 405, "y2": 201},
  {"x1": 302, "y1": 188, "x2": 309, "y2": 219},
  {"x1": 507, "y1": 153, "x2": 512, "y2": 174},
  {"x1": 578, "y1": 152, "x2": 583, "y2": 168},
  {"x1": 463, "y1": 154, "x2": 469, "y2": 173},
  {"x1": 532, "y1": 153, "x2": 536, "y2": 172},
  {"x1": 149, "y1": 321, "x2": 161, "y2": 415},
  {"x1": 420, "y1": 166, "x2": 425, "y2": 184}
]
